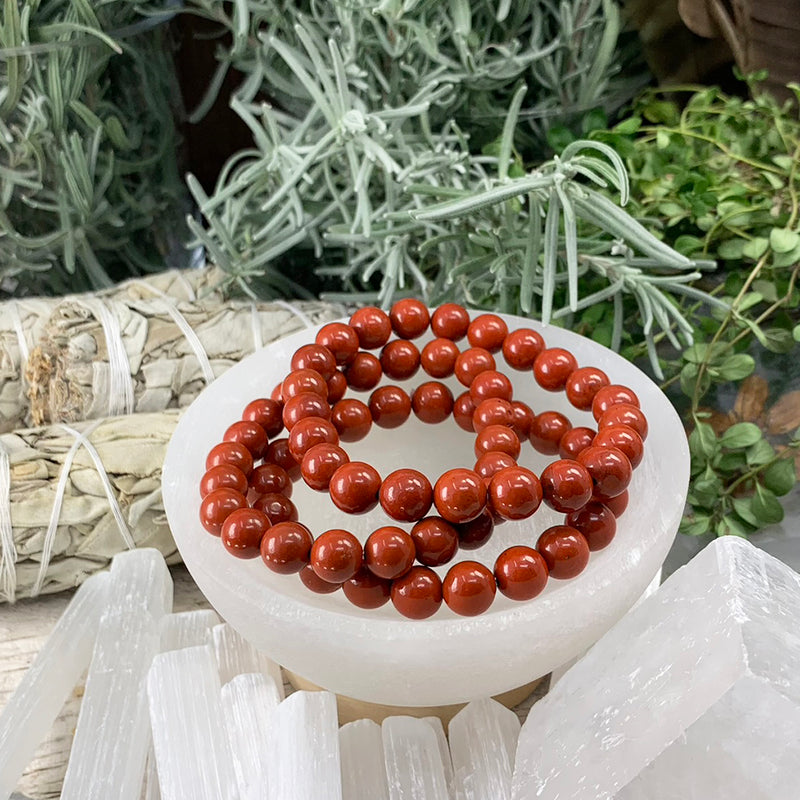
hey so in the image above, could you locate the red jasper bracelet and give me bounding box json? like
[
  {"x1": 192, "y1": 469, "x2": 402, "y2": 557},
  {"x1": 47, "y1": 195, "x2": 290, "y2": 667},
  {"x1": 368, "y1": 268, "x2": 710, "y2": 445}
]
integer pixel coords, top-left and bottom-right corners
[{"x1": 199, "y1": 300, "x2": 646, "y2": 620}]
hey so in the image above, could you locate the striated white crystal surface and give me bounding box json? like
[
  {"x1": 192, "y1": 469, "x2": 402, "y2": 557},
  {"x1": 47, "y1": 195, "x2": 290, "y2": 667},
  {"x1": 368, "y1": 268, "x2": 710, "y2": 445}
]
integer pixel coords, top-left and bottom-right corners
[
  {"x1": 421, "y1": 716, "x2": 452, "y2": 789},
  {"x1": 147, "y1": 644, "x2": 235, "y2": 800},
  {"x1": 61, "y1": 549, "x2": 172, "y2": 800},
  {"x1": 382, "y1": 716, "x2": 449, "y2": 800},
  {"x1": 339, "y1": 719, "x2": 389, "y2": 800},
  {"x1": 449, "y1": 698, "x2": 520, "y2": 800},
  {"x1": 265, "y1": 690, "x2": 341, "y2": 800},
  {"x1": 512, "y1": 536, "x2": 800, "y2": 800},
  {"x1": 0, "y1": 573, "x2": 109, "y2": 798},
  {"x1": 213, "y1": 622, "x2": 284, "y2": 699},
  {"x1": 160, "y1": 609, "x2": 220, "y2": 651},
  {"x1": 221, "y1": 672, "x2": 281, "y2": 799}
]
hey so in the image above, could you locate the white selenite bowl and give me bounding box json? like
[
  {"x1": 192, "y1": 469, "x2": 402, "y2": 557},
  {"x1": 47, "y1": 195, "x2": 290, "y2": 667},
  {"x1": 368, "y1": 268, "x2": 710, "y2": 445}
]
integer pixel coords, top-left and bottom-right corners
[{"x1": 163, "y1": 312, "x2": 689, "y2": 706}]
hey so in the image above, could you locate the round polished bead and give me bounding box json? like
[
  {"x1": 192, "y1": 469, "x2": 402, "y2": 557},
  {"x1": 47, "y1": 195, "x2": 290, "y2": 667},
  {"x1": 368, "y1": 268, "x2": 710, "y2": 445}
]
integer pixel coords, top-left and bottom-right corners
[
  {"x1": 593, "y1": 424, "x2": 644, "y2": 468},
  {"x1": 474, "y1": 451, "x2": 517, "y2": 485},
  {"x1": 223, "y1": 420, "x2": 267, "y2": 459},
  {"x1": 472, "y1": 398, "x2": 514, "y2": 433},
  {"x1": 577, "y1": 445, "x2": 632, "y2": 499},
  {"x1": 467, "y1": 314, "x2": 508, "y2": 353},
  {"x1": 453, "y1": 391, "x2": 478, "y2": 432},
  {"x1": 443, "y1": 561, "x2": 497, "y2": 616},
  {"x1": 264, "y1": 438, "x2": 301, "y2": 480},
  {"x1": 330, "y1": 398, "x2": 372, "y2": 442},
  {"x1": 199, "y1": 488, "x2": 248, "y2": 535},
  {"x1": 380, "y1": 339, "x2": 421, "y2": 380},
  {"x1": 344, "y1": 352, "x2": 382, "y2": 391},
  {"x1": 364, "y1": 526, "x2": 416, "y2": 580},
  {"x1": 592, "y1": 384, "x2": 640, "y2": 420},
  {"x1": 412, "y1": 381, "x2": 454, "y2": 424},
  {"x1": 565, "y1": 366, "x2": 610, "y2": 411},
  {"x1": 430, "y1": 303, "x2": 470, "y2": 340},
  {"x1": 474, "y1": 424, "x2": 521, "y2": 460},
  {"x1": 249, "y1": 463, "x2": 292, "y2": 497},
  {"x1": 529, "y1": 411, "x2": 572, "y2": 455},
  {"x1": 391, "y1": 567, "x2": 443, "y2": 619},
  {"x1": 206, "y1": 441, "x2": 254, "y2": 477},
  {"x1": 494, "y1": 546, "x2": 549, "y2": 601},
  {"x1": 326, "y1": 370, "x2": 348, "y2": 403},
  {"x1": 390, "y1": 298, "x2": 430, "y2": 339},
  {"x1": 368, "y1": 385, "x2": 411, "y2": 428},
  {"x1": 287, "y1": 417, "x2": 339, "y2": 462},
  {"x1": 420, "y1": 338, "x2": 460, "y2": 378},
  {"x1": 502, "y1": 328, "x2": 545, "y2": 370},
  {"x1": 242, "y1": 398, "x2": 284, "y2": 438},
  {"x1": 379, "y1": 468, "x2": 433, "y2": 522},
  {"x1": 533, "y1": 348, "x2": 578, "y2": 391},
  {"x1": 329, "y1": 461, "x2": 382, "y2": 514},
  {"x1": 510, "y1": 401, "x2": 535, "y2": 439},
  {"x1": 456, "y1": 508, "x2": 495, "y2": 550},
  {"x1": 310, "y1": 529, "x2": 363, "y2": 583},
  {"x1": 540, "y1": 459, "x2": 594, "y2": 512},
  {"x1": 537, "y1": 525, "x2": 590, "y2": 579},
  {"x1": 566, "y1": 502, "x2": 617, "y2": 551},
  {"x1": 221, "y1": 508, "x2": 270, "y2": 558},
  {"x1": 291, "y1": 343, "x2": 337, "y2": 381},
  {"x1": 598, "y1": 403, "x2": 649, "y2": 441},
  {"x1": 343, "y1": 567, "x2": 392, "y2": 609},
  {"x1": 253, "y1": 492, "x2": 298, "y2": 525},
  {"x1": 558, "y1": 426, "x2": 596, "y2": 459},
  {"x1": 299, "y1": 564, "x2": 342, "y2": 594},
  {"x1": 433, "y1": 468, "x2": 487, "y2": 524},
  {"x1": 469, "y1": 370, "x2": 513, "y2": 404},
  {"x1": 260, "y1": 521, "x2": 313, "y2": 574},
  {"x1": 315, "y1": 322, "x2": 360, "y2": 365},
  {"x1": 348, "y1": 307, "x2": 392, "y2": 349},
  {"x1": 454, "y1": 347, "x2": 496, "y2": 387},
  {"x1": 602, "y1": 489, "x2": 629, "y2": 517},
  {"x1": 281, "y1": 368, "x2": 329, "y2": 401},
  {"x1": 200, "y1": 464, "x2": 249, "y2": 498},
  {"x1": 282, "y1": 392, "x2": 331, "y2": 430},
  {"x1": 270, "y1": 382, "x2": 283, "y2": 402},
  {"x1": 410, "y1": 516, "x2": 459, "y2": 567},
  {"x1": 300, "y1": 443, "x2": 350, "y2": 490},
  {"x1": 488, "y1": 466, "x2": 543, "y2": 520}
]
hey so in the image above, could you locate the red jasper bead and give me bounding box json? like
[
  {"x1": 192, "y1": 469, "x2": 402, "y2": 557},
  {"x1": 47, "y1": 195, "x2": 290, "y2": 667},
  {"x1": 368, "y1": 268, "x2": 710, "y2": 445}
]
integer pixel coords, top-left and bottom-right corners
[
  {"x1": 412, "y1": 381, "x2": 454, "y2": 424},
  {"x1": 529, "y1": 411, "x2": 572, "y2": 455},
  {"x1": 206, "y1": 441, "x2": 254, "y2": 477},
  {"x1": 537, "y1": 525, "x2": 590, "y2": 579},
  {"x1": 510, "y1": 401, "x2": 535, "y2": 439},
  {"x1": 533, "y1": 348, "x2": 578, "y2": 391},
  {"x1": 391, "y1": 567, "x2": 443, "y2": 619},
  {"x1": 221, "y1": 508, "x2": 270, "y2": 558},
  {"x1": 598, "y1": 403, "x2": 649, "y2": 441},
  {"x1": 348, "y1": 307, "x2": 392, "y2": 349},
  {"x1": 250, "y1": 463, "x2": 292, "y2": 497},
  {"x1": 390, "y1": 298, "x2": 430, "y2": 339},
  {"x1": 310, "y1": 529, "x2": 363, "y2": 583},
  {"x1": 365, "y1": 526, "x2": 416, "y2": 580},
  {"x1": 565, "y1": 366, "x2": 610, "y2": 411},
  {"x1": 456, "y1": 509, "x2": 495, "y2": 550},
  {"x1": 329, "y1": 461, "x2": 382, "y2": 514},
  {"x1": 603, "y1": 489, "x2": 629, "y2": 517},
  {"x1": 343, "y1": 567, "x2": 392, "y2": 609},
  {"x1": 242, "y1": 398, "x2": 284, "y2": 438},
  {"x1": 281, "y1": 368, "x2": 329, "y2": 401},
  {"x1": 433, "y1": 468, "x2": 487, "y2": 524},
  {"x1": 287, "y1": 417, "x2": 339, "y2": 462},
  {"x1": 368, "y1": 385, "x2": 411, "y2": 428},
  {"x1": 566, "y1": 502, "x2": 617, "y2": 551},
  {"x1": 474, "y1": 424, "x2": 521, "y2": 460},
  {"x1": 467, "y1": 313, "x2": 508, "y2": 352},
  {"x1": 199, "y1": 488, "x2": 248, "y2": 535},
  {"x1": 380, "y1": 340, "x2": 420, "y2": 380},
  {"x1": 200, "y1": 464, "x2": 249, "y2": 498},
  {"x1": 430, "y1": 303, "x2": 470, "y2": 340},
  {"x1": 488, "y1": 466, "x2": 543, "y2": 520},
  {"x1": 301, "y1": 443, "x2": 349, "y2": 491},
  {"x1": 270, "y1": 382, "x2": 283, "y2": 403},
  {"x1": 344, "y1": 352, "x2": 382, "y2": 391},
  {"x1": 592, "y1": 384, "x2": 640, "y2": 420},
  {"x1": 474, "y1": 451, "x2": 517, "y2": 485},
  {"x1": 327, "y1": 370, "x2": 348, "y2": 403},
  {"x1": 260, "y1": 521, "x2": 313, "y2": 574},
  {"x1": 577, "y1": 445, "x2": 632, "y2": 499},
  {"x1": 494, "y1": 546, "x2": 549, "y2": 601},
  {"x1": 420, "y1": 338, "x2": 460, "y2": 378},
  {"x1": 330, "y1": 398, "x2": 372, "y2": 442},
  {"x1": 469, "y1": 370, "x2": 513, "y2": 404},
  {"x1": 223, "y1": 420, "x2": 267, "y2": 459},
  {"x1": 502, "y1": 328, "x2": 545, "y2": 370},
  {"x1": 299, "y1": 565, "x2": 342, "y2": 594},
  {"x1": 264, "y1": 438, "x2": 301, "y2": 480},
  {"x1": 410, "y1": 517, "x2": 459, "y2": 567},
  {"x1": 379, "y1": 468, "x2": 433, "y2": 522},
  {"x1": 291, "y1": 344, "x2": 337, "y2": 381},
  {"x1": 472, "y1": 398, "x2": 514, "y2": 433},
  {"x1": 558, "y1": 426, "x2": 596, "y2": 459},
  {"x1": 593, "y1": 424, "x2": 644, "y2": 468},
  {"x1": 443, "y1": 561, "x2": 497, "y2": 616},
  {"x1": 315, "y1": 322, "x2": 360, "y2": 365},
  {"x1": 453, "y1": 391, "x2": 478, "y2": 432},
  {"x1": 540, "y1": 459, "x2": 594, "y2": 512},
  {"x1": 454, "y1": 347, "x2": 496, "y2": 387},
  {"x1": 282, "y1": 392, "x2": 331, "y2": 430},
  {"x1": 253, "y1": 492, "x2": 298, "y2": 525}
]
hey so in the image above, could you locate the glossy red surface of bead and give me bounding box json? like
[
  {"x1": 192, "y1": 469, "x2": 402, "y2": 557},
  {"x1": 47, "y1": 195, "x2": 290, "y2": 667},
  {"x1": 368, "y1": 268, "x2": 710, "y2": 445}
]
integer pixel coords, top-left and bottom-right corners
[
  {"x1": 200, "y1": 464, "x2": 249, "y2": 498},
  {"x1": 326, "y1": 370, "x2": 348, "y2": 403},
  {"x1": 601, "y1": 489, "x2": 629, "y2": 517},
  {"x1": 420, "y1": 338, "x2": 460, "y2": 378},
  {"x1": 260, "y1": 521, "x2": 313, "y2": 574},
  {"x1": 364, "y1": 526, "x2": 416, "y2": 580},
  {"x1": 565, "y1": 367, "x2": 610, "y2": 411},
  {"x1": 510, "y1": 401, "x2": 535, "y2": 439},
  {"x1": 264, "y1": 438, "x2": 301, "y2": 480},
  {"x1": 454, "y1": 347, "x2": 496, "y2": 387},
  {"x1": 488, "y1": 466, "x2": 543, "y2": 520},
  {"x1": 348, "y1": 307, "x2": 392, "y2": 349},
  {"x1": 533, "y1": 348, "x2": 578, "y2": 391},
  {"x1": 390, "y1": 298, "x2": 430, "y2": 339},
  {"x1": 577, "y1": 445, "x2": 633, "y2": 499},
  {"x1": 410, "y1": 516, "x2": 459, "y2": 567},
  {"x1": 287, "y1": 416, "x2": 339, "y2": 462},
  {"x1": 344, "y1": 352, "x2": 382, "y2": 391},
  {"x1": 529, "y1": 411, "x2": 572, "y2": 455},
  {"x1": 342, "y1": 567, "x2": 392, "y2": 609},
  {"x1": 540, "y1": 459, "x2": 594, "y2": 512},
  {"x1": 249, "y1": 463, "x2": 292, "y2": 497},
  {"x1": 221, "y1": 508, "x2": 270, "y2": 558},
  {"x1": 412, "y1": 381, "x2": 454, "y2": 424},
  {"x1": 205, "y1": 441, "x2": 254, "y2": 477},
  {"x1": 291, "y1": 343, "x2": 337, "y2": 381},
  {"x1": 558, "y1": 426, "x2": 596, "y2": 459},
  {"x1": 310, "y1": 529, "x2": 363, "y2": 583},
  {"x1": 442, "y1": 561, "x2": 497, "y2": 616},
  {"x1": 282, "y1": 392, "x2": 331, "y2": 430},
  {"x1": 472, "y1": 398, "x2": 514, "y2": 433},
  {"x1": 315, "y1": 322, "x2": 360, "y2": 365},
  {"x1": 329, "y1": 461, "x2": 382, "y2": 514},
  {"x1": 593, "y1": 424, "x2": 644, "y2": 468},
  {"x1": 368, "y1": 385, "x2": 412, "y2": 429},
  {"x1": 391, "y1": 567, "x2": 443, "y2": 619},
  {"x1": 474, "y1": 451, "x2": 517, "y2": 484},
  {"x1": 453, "y1": 391, "x2": 478, "y2": 432},
  {"x1": 566, "y1": 502, "x2": 617, "y2": 551},
  {"x1": 474, "y1": 424, "x2": 521, "y2": 460},
  {"x1": 598, "y1": 403, "x2": 649, "y2": 440},
  {"x1": 502, "y1": 328, "x2": 545, "y2": 370},
  {"x1": 253, "y1": 492, "x2": 298, "y2": 525},
  {"x1": 467, "y1": 314, "x2": 508, "y2": 352},
  {"x1": 242, "y1": 398, "x2": 284, "y2": 438},
  {"x1": 433, "y1": 468, "x2": 488, "y2": 524},
  {"x1": 299, "y1": 565, "x2": 342, "y2": 594},
  {"x1": 592, "y1": 384, "x2": 640, "y2": 420},
  {"x1": 379, "y1": 339, "x2": 420, "y2": 380},
  {"x1": 430, "y1": 303, "x2": 470, "y2": 340},
  {"x1": 223, "y1": 420, "x2": 267, "y2": 459},
  {"x1": 469, "y1": 370, "x2": 513, "y2": 404},
  {"x1": 199, "y1": 488, "x2": 248, "y2": 535},
  {"x1": 270, "y1": 382, "x2": 283, "y2": 402},
  {"x1": 379, "y1": 468, "x2": 433, "y2": 522},
  {"x1": 537, "y1": 525, "x2": 590, "y2": 579},
  {"x1": 281, "y1": 368, "x2": 329, "y2": 401},
  {"x1": 455, "y1": 509, "x2": 495, "y2": 550},
  {"x1": 300, "y1": 443, "x2": 350, "y2": 491},
  {"x1": 330, "y1": 398, "x2": 372, "y2": 442},
  {"x1": 494, "y1": 546, "x2": 548, "y2": 601}
]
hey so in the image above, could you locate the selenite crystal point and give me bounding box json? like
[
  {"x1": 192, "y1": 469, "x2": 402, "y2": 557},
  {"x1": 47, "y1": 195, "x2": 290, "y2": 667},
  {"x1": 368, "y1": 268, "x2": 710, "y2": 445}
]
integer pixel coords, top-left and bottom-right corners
[
  {"x1": 160, "y1": 609, "x2": 220, "y2": 651},
  {"x1": 339, "y1": 719, "x2": 390, "y2": 800},
  {"x1": 382, "y1": 716, "x2": 449, "y2": 800},
  {"x1": 421, "y1": 716, "x2": 453, "y2": 789},
  {"x1": 512, "y1": 537, "x2": 800, "y2": 799},
  {"x1": 212, "y1": 622, "x2": 284, "y2": 699}
]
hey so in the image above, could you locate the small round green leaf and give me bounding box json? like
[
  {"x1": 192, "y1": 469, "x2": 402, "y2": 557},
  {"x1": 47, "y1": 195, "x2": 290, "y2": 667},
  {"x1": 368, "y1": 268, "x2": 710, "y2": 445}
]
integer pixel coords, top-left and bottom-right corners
[
  {"x1": 762, "y1": 459, "x2": 796, "y2": 496},
  {"x1": 741, "y1": 237, "x2": 769, "y2": 260},
  {"x1": 717, "y1": 354, "x2": 755, "y2": 381},
  {"x1": 769, "y1": 227, "x2": 800, "y2": 253},
  {"x1": 752, "y1": 485, "x2": 785, "y2": 525},
  {"x1": 720, "y1": 422, "x2": 763, "y2": 449}
]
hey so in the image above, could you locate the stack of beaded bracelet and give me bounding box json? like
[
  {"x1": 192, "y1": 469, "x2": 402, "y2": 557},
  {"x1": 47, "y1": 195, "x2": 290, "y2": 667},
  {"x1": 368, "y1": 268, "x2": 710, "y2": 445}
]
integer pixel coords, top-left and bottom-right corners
[{"x1": 198, "y1": 300, "x2": 648, "y2": 620}]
